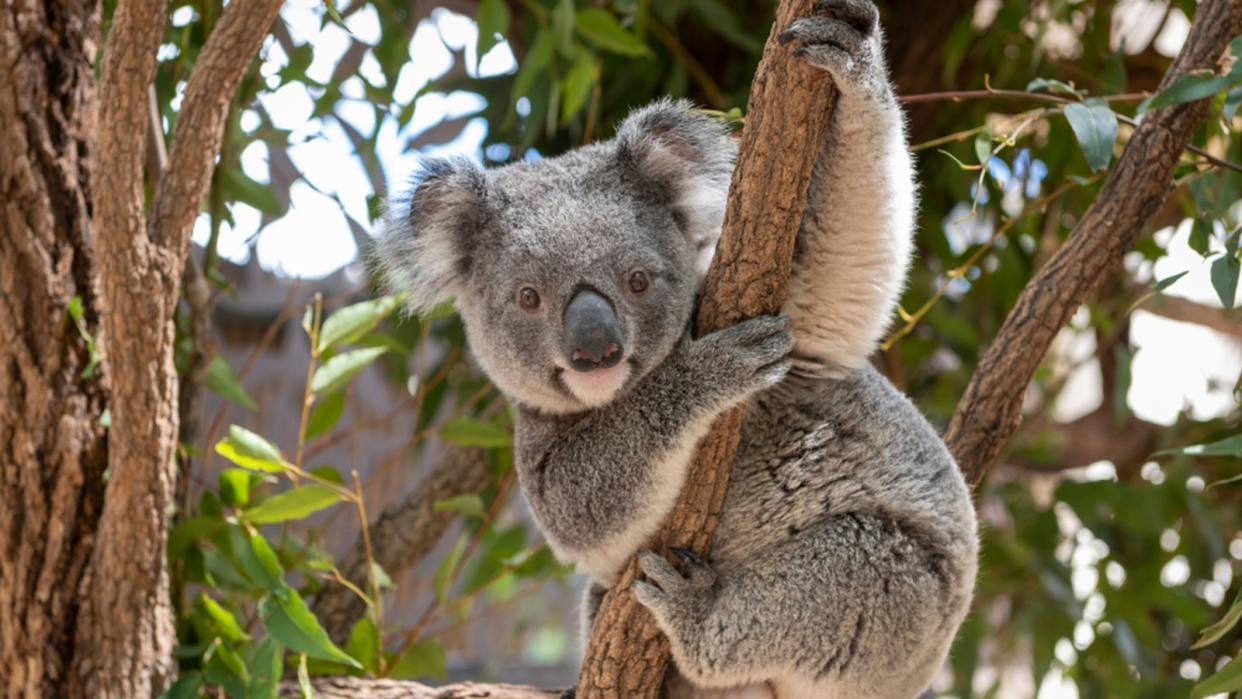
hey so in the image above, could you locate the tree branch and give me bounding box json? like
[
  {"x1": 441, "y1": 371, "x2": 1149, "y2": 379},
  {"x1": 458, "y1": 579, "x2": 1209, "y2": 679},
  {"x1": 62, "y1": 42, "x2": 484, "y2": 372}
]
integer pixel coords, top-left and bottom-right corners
[
  {"x1": 944, "y1": 0, "x2": 1242, "y2": 485},
  {"x1": 279, "y1": 678, "x2": 560, "y2": 698},
  {"x1": 1138, "y1": 290, "x2": 1241, "y2": 341},
  {"x1": 314, "y1": 445, "x2": 493, "y2": 641},
  {"x1": 147, "y1": 0, "x2": 283, "y2": 250},
  {"x1": 575, "y1": 1, "x2": 837, "y2": 696}
]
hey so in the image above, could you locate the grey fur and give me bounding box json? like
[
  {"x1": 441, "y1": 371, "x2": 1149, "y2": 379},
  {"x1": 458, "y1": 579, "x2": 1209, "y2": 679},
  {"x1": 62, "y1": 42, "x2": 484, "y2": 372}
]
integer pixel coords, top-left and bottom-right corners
[{"x1": 376, "y1": 3, "x2": 976, "y2": 697}]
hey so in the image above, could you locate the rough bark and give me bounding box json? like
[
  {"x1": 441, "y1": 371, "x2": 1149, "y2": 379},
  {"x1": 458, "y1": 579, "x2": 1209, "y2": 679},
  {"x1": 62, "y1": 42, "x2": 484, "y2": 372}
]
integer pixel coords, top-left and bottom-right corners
[
  {"x1": 944, "y1": 0, "x2": 1242, "y2": 485},
  {"x1": 0, "y1": 0, "x2": 289, "y2": 693},
  {"x1": 575, "y1": 1, "x2": 838, "y2": 696},
  {"x1": 0, "y1": 0, "x2": 106, "y2": 696},
  {"x1": 279, "y1": 678, "x2": 560, "y2": 698},
  {"x1": 315, "y1": 446, "x2": 493, "y2": 641}
]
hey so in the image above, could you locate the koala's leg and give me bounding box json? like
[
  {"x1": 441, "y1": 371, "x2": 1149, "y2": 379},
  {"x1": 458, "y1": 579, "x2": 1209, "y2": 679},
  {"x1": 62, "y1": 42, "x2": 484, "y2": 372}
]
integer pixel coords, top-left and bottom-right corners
[
  {"x1": 634, "y1": 513, "x2": 972, "y2": 699},
  {"x1": 515, "y1": 316, "x2": 792, "y2": 585},
  {"x1": 777, "y1": 1, "x2": 917, "y2": 376}
]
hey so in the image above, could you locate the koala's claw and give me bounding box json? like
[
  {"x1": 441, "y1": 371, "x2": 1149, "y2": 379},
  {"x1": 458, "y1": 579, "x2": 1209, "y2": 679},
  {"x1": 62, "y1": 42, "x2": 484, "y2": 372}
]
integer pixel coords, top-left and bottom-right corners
[{"x1": 670, "y1": 547, "x2": 704, "y2": 566}]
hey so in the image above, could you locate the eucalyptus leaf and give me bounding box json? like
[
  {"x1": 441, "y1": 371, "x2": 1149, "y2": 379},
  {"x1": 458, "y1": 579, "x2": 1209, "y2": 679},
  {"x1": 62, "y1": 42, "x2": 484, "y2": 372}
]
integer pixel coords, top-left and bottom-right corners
[
  {"x1": 207, "y1": 355, "x2": 257, "y2": 411},
  {"x1": 317, "y1": 295, "x2": 402, "y2": 352},
  {"x1": 260, "y1": 590, "x2": 362, "y2": 669},
  {"x1": 389, "y1": 639, "x2": 447, "y2": 680},
  {"x1": 305, "y1": 391, "x2": 346, "y2": 440},
  {"x1": 1156, "y1": 433, "x2": 1242, "y2": 458},
  {"x1": 575, "y1": 8, "x2": 649, "y2": 57},
  {"x1": 1210, "y1": 254, "x2": 1240, "y2": 310},
  {"x1": 475, "y1": 0, "x2": 510, "y2": 59},
  {"x1": 215, "y1": 425, "x2": 289, "y2": 473},
  {"x1": 242, "y1": 484, "x2": 343, "y2": 524},
  {"x1": 1191, "y1": 653, "x2": 1242, "y2": 698},
  {"x1": 439, "y1": 417, "x2": 512, "y2": 448},
  {"x1": 311, "y1": 347, "x2": 388, "y2": 395},
  {"x1": 1063, "y1": 100, "x2": 1118, "y2": 172}
]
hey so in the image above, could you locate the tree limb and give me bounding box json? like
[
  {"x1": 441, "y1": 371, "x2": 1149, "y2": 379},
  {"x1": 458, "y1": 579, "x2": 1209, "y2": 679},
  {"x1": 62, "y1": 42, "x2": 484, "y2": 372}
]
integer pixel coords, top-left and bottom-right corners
[
  {"x1": 1137, "y1": 290, "x2": 1241, "y2": 341},
  {"x1": 314, "y1": 445, "x2": 493, "y2": 641},
  {"x1": 944, "y1": 0, "x2": 1242, "y2": 484},
  {"x1": 147, "y1": 0, "x2": 283, "y2": 251},
  {"x1": 279, "y1": 678, "x2": 560, "y2": 698},
  {"x1": 575, "y1": 1, "x2": 837, "y2": 696}
]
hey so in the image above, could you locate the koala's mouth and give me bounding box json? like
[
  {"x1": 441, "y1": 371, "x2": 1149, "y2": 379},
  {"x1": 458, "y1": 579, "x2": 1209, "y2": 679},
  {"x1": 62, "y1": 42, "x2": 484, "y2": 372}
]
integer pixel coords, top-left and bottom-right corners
[{"x1": 552, "y1": 356, "x2": 640, "y2": 409}]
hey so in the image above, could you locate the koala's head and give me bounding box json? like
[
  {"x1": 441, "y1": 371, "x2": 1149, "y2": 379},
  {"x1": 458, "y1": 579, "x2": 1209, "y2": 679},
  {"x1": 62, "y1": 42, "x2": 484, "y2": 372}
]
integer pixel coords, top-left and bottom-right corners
[{"x1": 376, "y1": 100, "x2": 735, "y2": 414}]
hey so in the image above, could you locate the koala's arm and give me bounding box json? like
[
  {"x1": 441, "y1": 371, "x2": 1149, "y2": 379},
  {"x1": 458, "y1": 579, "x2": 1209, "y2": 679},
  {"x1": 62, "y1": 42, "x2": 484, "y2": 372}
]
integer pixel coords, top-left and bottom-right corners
[
  {"x1": 514, "y1": 316, "x2": 791, "y2": 585},
  {"x1": 781, "y1": 1, "x2": 917, "y2": 377}
]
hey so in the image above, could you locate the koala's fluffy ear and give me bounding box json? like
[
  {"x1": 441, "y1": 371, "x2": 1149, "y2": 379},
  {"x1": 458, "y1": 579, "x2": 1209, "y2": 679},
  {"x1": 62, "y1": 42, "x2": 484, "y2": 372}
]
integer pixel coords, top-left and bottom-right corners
[
  {"x1": 374, "y1": 158, "x2": 490, "y2": 313},
  {"x1": 615, "y1": 99, "x2": 735, "y2": 269}
]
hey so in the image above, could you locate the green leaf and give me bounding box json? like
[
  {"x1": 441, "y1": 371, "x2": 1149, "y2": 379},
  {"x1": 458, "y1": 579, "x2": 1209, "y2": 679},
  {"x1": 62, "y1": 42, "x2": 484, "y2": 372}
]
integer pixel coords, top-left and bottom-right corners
[
  {"x1": 199, "y1": 593, "x2": 250, "y2": 642},
  {"x1": 1156, "y1": 433, "x2": 1242, "y2": 458},
  {"x1": 389, "y1": 640, "x2": 447, "y2": 680},
  {"x1": 1189, "y1": 218, "x2": 1214, "y2": 256},
  {"x1": 242, "y1": 484, "x2": 343, "y2": 524},
  {"x1": 260, "y1": 590, "x2": 362, "y2": 669},
  {"x1": 1146, "y1": 71, "x2": 1233, "y2": 112},
  {"x1": 1191, "y1": 652, "x2": 1242, "y2": 698},
  {"x1": 1224, "y1": 85, "x2": 1242, "y2": 121},
  {"x1": 322, "y1": 0, "x2": 345, "y2": 28},
  {"x1": 207, "y1": 355, "x2": 257, "y2": 411},
  {"x1": 1210, "y1": 253, "x2": 1240, "y2": 310},
  {"x1": 475, "y1": 0, "x2": 510, "y2": 60},
  {"x1": 218, "y1": 469, "x2": 254, "y2": 507},
  {"x1": 247, "y1": 637, "x2": 283, "y2": 699},
  {"x1": 305, "y1": 391, "x2": 346, "y2": 440},
  {"x1": 511, "y1": 32, "x2": 554, "y2": 101},
  {"x1": 311, "y1": 347, "x2": 388, "y2": 395},
  {"x1": 575, "y1": 8, "x2": 649, "y2": 57},
  {"x1": 308, "y1": 465, "x2": 344, "y2": 485},
  {"x1": 318, "y1": 296, "x2": 402, "y2": 352},
  {"x1": 439, "y1": 417, "x2": 511, "y2": 448},
  {"x1": 371, "y1": 561, "x2": 395, "y2": 590},
  {"x1": 435, "y1": 536, "x2": 467, "y2": 603},
  {"x1": 346, "y1": 616, "x2": 380, "y2": 673},
  {"x1": 973, "y1": 131, "x2": 992, "y2": 165},
  {"x1": 297, "y1": 654, "x2": 313, "y2": 699},
  {"x1": 552, "y1": 0, "x2": 575, "y2": 57},
  {"x1": 235, "y1": 530, "x2": 286, "y2": 593},
  {"x1": 1193, "y1": 589, "x2": 1242, "y2": 649},
  {"x1": 1063, "y1": 100, "x2": 1118, "y2": 172},
  {"x1": 215, "y1": 425, "x2": 289, "y2": 473},
  {"x1": 433, "y1": 494, "x2": 486, "y2": 518},
  {"x1": 1127, "y1": 270, "x2": 1189, "y2": 313},
  {"x1": 204, "y1": 641, "x2": 249, "y2": 693},
  {"x1": 1025, "y1": 78, "x2": 1083, "y2": 97},
  {"x1": 159, "y1": 672, "x2": 204, "y2": 699},
  {"x1": 561, "y1": 50, "x2": 596, "y2": 125},
  {"x1": 221, "y1": 168, "x2": 282, "y2": 217}
]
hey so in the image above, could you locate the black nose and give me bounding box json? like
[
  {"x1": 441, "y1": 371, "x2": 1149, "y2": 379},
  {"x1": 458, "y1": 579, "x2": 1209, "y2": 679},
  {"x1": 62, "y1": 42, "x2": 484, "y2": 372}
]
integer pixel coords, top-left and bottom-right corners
[{"x1": 563, "y1": 289, "x2": 624, "y2": 372}]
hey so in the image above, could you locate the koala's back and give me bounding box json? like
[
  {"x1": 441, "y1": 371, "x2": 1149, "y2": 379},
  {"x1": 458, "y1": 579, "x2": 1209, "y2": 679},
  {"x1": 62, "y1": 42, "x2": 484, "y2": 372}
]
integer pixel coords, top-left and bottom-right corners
[{"x1": 716, "y1": 366, "x2": 976, "y2": 571}]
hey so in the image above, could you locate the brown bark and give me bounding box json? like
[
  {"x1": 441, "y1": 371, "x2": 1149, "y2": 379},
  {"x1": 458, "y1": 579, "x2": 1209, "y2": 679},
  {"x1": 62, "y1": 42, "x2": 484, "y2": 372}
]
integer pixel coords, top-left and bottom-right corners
[
  {"x1": 315, "y1": 446, "x2": 493, "y2": 641},
  {"x1": 944, "y1": 0, "x2": 1242, "y2": 485},
  {"x1": 0, "y1": 0, "x2": 106, "y2": 696},
  {"x1": 279, "y1": 678, "x2": 560, "y2": 698},
  {"x1": 575, "y1": 1, "x2": 837, "y2": 696},
  {"x1": 2, "y1": 0, "x2": 288, "y2": 693}
]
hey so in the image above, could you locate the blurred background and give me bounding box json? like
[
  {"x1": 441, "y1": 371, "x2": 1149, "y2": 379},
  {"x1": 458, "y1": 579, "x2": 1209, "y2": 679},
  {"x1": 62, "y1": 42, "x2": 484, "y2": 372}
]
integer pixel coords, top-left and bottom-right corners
[{"x1": 156, "y1": 0, "x2": 1242, "y2": 697}]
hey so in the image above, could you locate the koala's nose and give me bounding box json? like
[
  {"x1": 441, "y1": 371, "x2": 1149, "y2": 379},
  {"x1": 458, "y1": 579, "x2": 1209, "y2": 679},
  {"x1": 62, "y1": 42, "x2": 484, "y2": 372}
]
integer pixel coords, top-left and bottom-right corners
[{"x1": 563, "y1": 289, "x2": 624, "y2": 372}]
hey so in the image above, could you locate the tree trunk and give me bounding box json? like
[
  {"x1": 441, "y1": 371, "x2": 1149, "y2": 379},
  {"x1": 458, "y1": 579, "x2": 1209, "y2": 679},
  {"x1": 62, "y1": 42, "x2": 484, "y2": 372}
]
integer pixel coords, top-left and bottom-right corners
[{"x1": 0, "y1": 0, "x2": 112, "y2": 696}]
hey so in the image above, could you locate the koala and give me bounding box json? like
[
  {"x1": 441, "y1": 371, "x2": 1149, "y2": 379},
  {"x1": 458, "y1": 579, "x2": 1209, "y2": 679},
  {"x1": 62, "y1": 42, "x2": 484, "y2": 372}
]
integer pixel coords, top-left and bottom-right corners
[{"x1": 376, "y1": 1, "x2": 977, "y2": 697}]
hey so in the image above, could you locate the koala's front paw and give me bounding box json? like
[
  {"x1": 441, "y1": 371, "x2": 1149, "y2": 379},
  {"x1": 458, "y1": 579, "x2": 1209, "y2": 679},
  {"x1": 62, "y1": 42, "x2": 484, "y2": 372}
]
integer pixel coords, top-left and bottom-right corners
[
  {"x1": 779, "y1": 0, "x2": 886, "y2": 96},
  {"x1": 691, "y1": 315, "x2": 793, "y2": 404},
  {"x1": 633, "y1": 550, "x2": 715, "y2": 643}
]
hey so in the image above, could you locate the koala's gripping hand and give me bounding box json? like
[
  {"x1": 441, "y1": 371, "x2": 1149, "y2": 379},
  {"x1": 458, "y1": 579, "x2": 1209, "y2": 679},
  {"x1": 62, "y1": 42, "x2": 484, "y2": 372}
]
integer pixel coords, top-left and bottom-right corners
[
  {"x1": 674, "y1": 314, "x2": 793, "y2": 411},
  {"x1": 779, "y1": 0, "x2": 888, "y2": 99}
]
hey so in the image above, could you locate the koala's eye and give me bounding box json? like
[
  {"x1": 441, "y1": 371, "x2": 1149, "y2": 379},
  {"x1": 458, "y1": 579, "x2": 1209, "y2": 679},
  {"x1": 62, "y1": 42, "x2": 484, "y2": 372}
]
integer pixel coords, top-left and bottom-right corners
[
  {"x1": 628, "y1": 270, "x2": 650, "y2": 294},
  {"x1": 518, "y1": 286, "x2": 541, "y2": 311}
]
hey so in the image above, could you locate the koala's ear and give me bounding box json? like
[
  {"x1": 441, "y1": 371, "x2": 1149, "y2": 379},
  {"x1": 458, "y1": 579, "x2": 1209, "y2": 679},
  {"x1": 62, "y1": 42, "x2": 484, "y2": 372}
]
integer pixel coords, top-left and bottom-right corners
[
  {"x1": 614, "y1": 99, "x2": 735, "y2": 257},
  {"x1": 374, "y1": 158, "x2": 490, "y2": 314}
]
